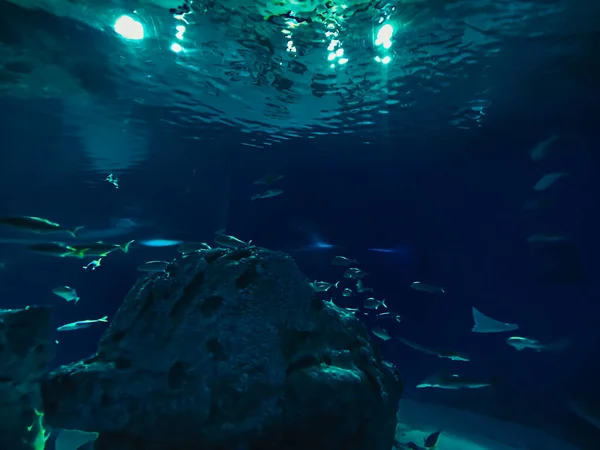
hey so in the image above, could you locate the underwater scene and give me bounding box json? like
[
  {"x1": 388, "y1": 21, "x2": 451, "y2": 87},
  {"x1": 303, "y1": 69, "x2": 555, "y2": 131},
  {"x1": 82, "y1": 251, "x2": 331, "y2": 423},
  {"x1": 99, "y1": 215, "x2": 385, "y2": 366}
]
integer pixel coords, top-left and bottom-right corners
[{"x1": 1, "y1": 0, "x2": 600, "y2": 449}]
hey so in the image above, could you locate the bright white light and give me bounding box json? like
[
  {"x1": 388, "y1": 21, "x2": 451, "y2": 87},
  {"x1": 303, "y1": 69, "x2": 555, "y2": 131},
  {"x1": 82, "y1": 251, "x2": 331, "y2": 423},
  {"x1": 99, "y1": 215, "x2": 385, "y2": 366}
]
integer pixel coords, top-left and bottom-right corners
[
  {"x1": 175, "y1": 25, "x2": 186, "y2": 40},
  {"x1": 375, "y1": 24, "x2": 393, "y2": 48},
  {"x1": 170, "y1": 43, "x2": 183, "y2": 53},
  {"x1": 114, "y1": 15, "x2": 144, "y2": 40}
]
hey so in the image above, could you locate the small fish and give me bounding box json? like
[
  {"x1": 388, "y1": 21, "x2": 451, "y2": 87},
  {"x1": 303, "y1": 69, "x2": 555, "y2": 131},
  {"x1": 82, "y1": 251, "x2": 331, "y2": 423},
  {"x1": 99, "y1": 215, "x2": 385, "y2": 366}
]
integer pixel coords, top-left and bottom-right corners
[
  {"x1": 57, "y1": 316, "x2": 108, "y2": 332},
  {"x1": 417, "y1": 373, "x2": 494, "y2": 390},
  {"x1": 364, "y1": 297, "x2": 387, "y2": 310},
  {"x1": 214, "y1": 232, "x2": 251, "y2": 249},
  {"x1": 0, "y1": 216, "x2": 83, "y2": 238},
  {"x1": 533, "y1": 172, "x2": 569, "y2": 191},
  {"x1": 344, "y1": 267, "x2": 367, "y2": 280},
  {"x1": 309, "y1": 280, "x2": 340, "y2": 292},
  {"x1": 324, "y1": 298, "x2": 336, "y2": 307},
  {"x1": 529, "y1": 134, "x2": 558, "y2": 162},
  {"x1": 372, "y1": 326, "x2": 392, "y2": 341},
  {"x1": 342, "y1": 288, "x2": 354, "y2": 297},
  {"x1": 52, "y1": 286, "x2": 80, "y2": 303},
  {"x1": 137, "y1": 260, "x2": 170, "y2": 273},
  {"x1": 424, "y1": 430, "x2": 442, "y2": 449},
  {"x1": 83, "y1": 258, "x2": 102, "y2": 271},
  {"x1": 28, "y1": 242, "x2": 88, "y2": 258},
  {"x1": 356, "y1": 279, "x2": 374, "y2": 293},
  {"x1": 177, "y1": 242, "x2": 212, "y2": 254},
  {"x1": 331, "y1": 256, "x2": 358, "y2": 266},
  {"x1": 410, "y1": 282, "x2": 445, "y2": 294},
  {"x1": 527, "y1": 233, "x2": 566, "y2": 243},
  {"x1": 506, "y1": 336, "x2": 571, "y2": 352},
  {"x1": 69, "y1": 240, "x2": 134, "y2": 257},
  {"x1": 375, "y1": 311, "x2": 403, "y2": 323},
  {"x1": 398, "y1": 338, "x2": 469, "y2": 362},
  {"x1": 254, "y1": 174, "x2": 284, "y2": 185},
  {"x1": 472, "y1": 307, "x2": 519, "y2": 333},
  {"x1": 251, "y1": 189, "x2": 284, "y2": 201},
  {"x1": 106, "y1": 173, "x2": 119, "y2": 189},
  {"x1": 368, "y1": 248, "x2": 397, "y2": 253}
]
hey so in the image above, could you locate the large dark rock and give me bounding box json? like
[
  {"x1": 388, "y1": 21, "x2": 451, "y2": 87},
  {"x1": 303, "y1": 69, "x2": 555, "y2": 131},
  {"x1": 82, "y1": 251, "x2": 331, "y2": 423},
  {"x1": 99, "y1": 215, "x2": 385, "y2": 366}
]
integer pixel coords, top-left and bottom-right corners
[
  {"x1": 0, "y1": 306, "x2": 56, "y2": 450},
  {"x1": 42, "y1": 246, "x2": 402, "y2": 450}
]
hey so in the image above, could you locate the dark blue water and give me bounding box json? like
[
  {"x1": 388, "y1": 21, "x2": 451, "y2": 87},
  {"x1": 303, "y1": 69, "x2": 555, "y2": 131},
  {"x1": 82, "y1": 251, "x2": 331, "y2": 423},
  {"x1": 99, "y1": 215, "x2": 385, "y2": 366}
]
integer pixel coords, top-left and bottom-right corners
[{"x1": 1, "y1": 0, "x2": 600, "y2": 448}]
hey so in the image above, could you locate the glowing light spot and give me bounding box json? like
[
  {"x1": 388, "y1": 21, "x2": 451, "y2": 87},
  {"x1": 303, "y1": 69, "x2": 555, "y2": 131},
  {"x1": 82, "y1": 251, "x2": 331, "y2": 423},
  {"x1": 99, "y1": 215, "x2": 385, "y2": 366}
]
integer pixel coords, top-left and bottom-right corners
[
  {"x1": 170, "y1": 43, "x2": 183, "y2": 53},
  {"x1": 286, "y1": 40, "x2": 297, "y2": 53},
  {"x1": 175, "y1": 25, "x2": 186, "y2": 40},
  {"x1": 114, "y1": 15, "x2": 144, "y2": 40},
  {"x1": 335, "y1": 48, "x2": 344, "y2": 57},
  {"x1": 374, "y1": 55, "x2": 392, "y2": 65},
  {"x1": 338, "y1": 57, "x2": 349, "y2": 65},
  {"x1": 375, "y1": 24, "x2": 393, "y2": 49}
]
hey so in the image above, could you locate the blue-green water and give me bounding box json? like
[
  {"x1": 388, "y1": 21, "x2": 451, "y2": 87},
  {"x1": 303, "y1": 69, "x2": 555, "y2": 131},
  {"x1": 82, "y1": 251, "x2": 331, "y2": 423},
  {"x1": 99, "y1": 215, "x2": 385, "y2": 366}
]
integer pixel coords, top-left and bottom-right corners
[{"x1": 0, "y1": 0, "x2": 599, "y2": 449}]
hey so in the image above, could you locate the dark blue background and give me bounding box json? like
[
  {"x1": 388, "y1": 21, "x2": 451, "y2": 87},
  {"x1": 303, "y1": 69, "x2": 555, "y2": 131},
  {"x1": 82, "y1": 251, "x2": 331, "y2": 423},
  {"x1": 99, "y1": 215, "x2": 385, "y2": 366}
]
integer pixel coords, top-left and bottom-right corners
[{"x1": 1, "y1": 1, "x2": 600, "y2": 447}]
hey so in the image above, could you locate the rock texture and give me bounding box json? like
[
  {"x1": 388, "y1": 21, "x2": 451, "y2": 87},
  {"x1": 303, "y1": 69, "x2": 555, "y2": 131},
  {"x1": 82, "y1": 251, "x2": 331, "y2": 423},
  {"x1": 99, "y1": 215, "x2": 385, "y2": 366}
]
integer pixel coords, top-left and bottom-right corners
[
  {"x1": 42, "y1": 246, "x2": 402, "y2": 450},
  {"x1": 0, "y1": 306, "x2": 55, "y2": 450}
]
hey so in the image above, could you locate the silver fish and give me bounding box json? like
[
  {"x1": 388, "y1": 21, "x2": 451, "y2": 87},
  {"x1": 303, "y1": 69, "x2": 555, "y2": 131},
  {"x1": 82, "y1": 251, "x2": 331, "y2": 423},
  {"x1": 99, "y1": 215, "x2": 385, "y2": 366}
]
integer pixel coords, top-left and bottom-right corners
[
  {"x1": 533, "y1": 172, "x2": 569, "y2": 191},
  {"x1": 83, "y1": 258, "x2": 102, "y2": 271},
  {"x1": 342, "y1": 288, "x2": 354, "y2": 297},
  {"x1": 253, "y1": 174, "x2": 284, "y2": 185},
  {"x1": 364, "y1": 297, "x2": 387, "y2": 310},
  {"x1": 398, "y1": 338, "x2": 469, "y2": 362},
  {"x1": 375, "y1": 311, "x2": 402, "y2": 323},
  {"x1": 331, "y1": 256, "x2": 358, "y2": 266},
  {"x1": 52, "y1": 286, "x2": 80, "y2": 303},
  {"x1": 214, "y1": 233, "x2": 251, "y2": 249},
  {"x1": 0, "y1": 216, "x2": 83, "y2": 237},
  {"x1": 506, "y1": 336, "x2": 570, "y2": 352},
  {"x1": 309, "y1": 280, "x2": 339, "y2": 292},
  {"x1": 410, "y1": 281, "x2": 445, "y2": 294},
  {"x1": 137, "y1": 260, "x2": 170, "y2": 273},
  {"x1": 57, "y1": 316, "x2": 108, "y2": 332},
  {"x1": 344, "y1": 267, "x2": 367, "y2": 280},
  {"x1": 371, "y1": 326, "x2": 392, "y2": 341},
  {"x1": 251, "y1": 189, "x2": 284, "y2": 201},
  {"x1": 417, "y1": 373, "x2": 493, "y2": 389},
  {"x1": 69, "y1": 240, "x2": 134, "y2": 257},
  {"x1": 529, "y1": 134, "x2": 558, "y2": 162}
]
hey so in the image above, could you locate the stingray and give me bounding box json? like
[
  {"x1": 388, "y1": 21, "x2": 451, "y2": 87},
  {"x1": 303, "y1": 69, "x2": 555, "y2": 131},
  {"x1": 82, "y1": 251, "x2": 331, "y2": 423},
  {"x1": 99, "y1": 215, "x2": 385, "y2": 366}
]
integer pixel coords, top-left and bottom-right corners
[
  {"x1": 471, "y1": 307, "x2": 519, "y2": 333},
  {"x1": 54, "y1": 429, "x2": 98, "y2": 450}
]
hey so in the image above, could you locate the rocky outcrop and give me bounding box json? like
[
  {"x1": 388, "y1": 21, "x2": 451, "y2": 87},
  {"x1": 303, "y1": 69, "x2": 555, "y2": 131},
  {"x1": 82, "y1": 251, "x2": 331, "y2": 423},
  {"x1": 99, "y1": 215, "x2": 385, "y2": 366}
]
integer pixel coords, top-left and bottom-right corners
[
  {"x1": 0, "y1": 306, "x2": 55, "y2": 450},
  {"x1": 42, "y1": 246, "x2": 402, "y2": 450}
]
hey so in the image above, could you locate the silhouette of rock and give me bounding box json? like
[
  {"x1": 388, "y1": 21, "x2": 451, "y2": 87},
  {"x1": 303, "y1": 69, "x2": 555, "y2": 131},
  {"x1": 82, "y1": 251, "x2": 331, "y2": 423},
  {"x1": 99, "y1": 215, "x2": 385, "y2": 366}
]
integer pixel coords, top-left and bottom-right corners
[
  {"x1": 42, "y1": 246, "x2": 402, "y2": 450},
  {"x1": 0, "y1": 306, "x2": 55, "y2": 450}
]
